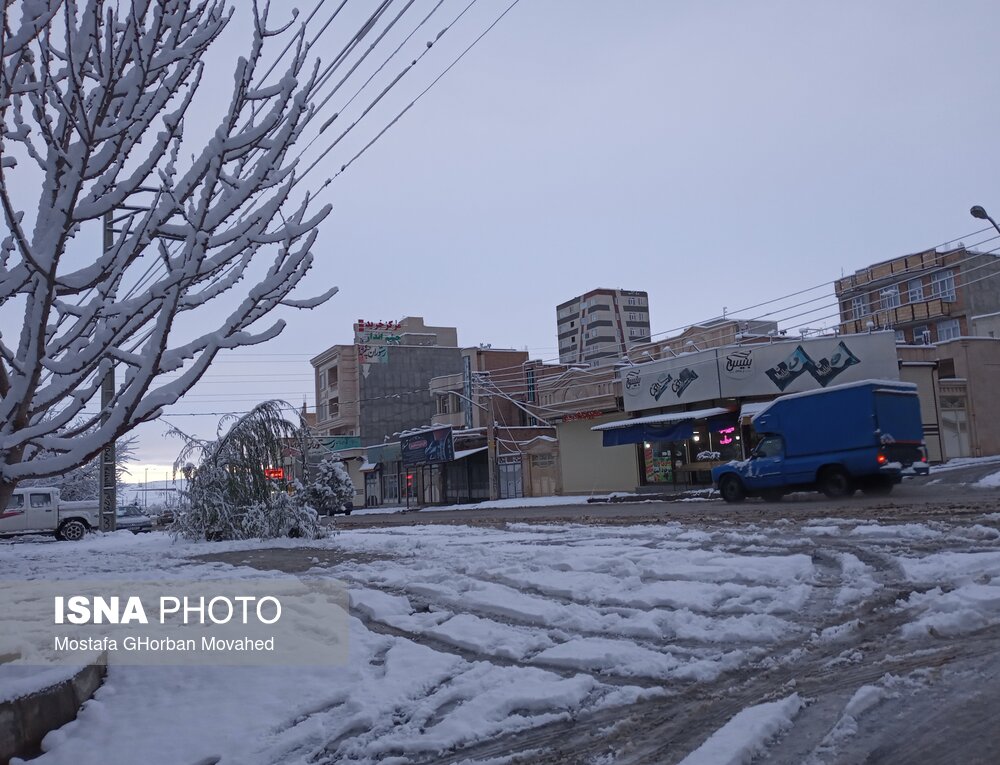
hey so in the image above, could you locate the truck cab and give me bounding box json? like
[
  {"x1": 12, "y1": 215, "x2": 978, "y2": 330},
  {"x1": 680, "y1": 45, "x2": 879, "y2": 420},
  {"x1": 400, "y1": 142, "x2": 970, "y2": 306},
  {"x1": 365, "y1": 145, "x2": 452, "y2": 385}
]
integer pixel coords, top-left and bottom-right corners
[{"x1": 0, "y1": 488, "x2": 99, "y2": 540}]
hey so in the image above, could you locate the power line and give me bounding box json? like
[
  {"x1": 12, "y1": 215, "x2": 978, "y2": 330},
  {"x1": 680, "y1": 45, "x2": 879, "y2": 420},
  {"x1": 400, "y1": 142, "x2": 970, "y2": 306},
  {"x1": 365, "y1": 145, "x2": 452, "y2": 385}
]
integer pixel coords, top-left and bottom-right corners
[{"x1": 459, "y1": 231, "x2": 1000, "y2": 383}]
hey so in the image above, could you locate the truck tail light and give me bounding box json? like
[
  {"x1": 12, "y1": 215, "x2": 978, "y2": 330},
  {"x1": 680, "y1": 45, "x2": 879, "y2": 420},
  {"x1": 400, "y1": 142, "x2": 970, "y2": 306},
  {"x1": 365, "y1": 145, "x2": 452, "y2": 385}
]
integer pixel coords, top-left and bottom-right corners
[{"x1": 876, "y1": 453, "x2": 887, "y2": 465}]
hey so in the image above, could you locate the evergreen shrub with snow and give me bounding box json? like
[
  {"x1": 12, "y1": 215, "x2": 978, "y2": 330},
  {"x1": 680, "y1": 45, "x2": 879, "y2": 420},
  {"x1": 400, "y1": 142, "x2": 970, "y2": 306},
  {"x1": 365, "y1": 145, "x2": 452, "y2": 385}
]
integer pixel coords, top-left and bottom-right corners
[{"x1": 301, "y1": 457, "x2": 355, "y2": 516}]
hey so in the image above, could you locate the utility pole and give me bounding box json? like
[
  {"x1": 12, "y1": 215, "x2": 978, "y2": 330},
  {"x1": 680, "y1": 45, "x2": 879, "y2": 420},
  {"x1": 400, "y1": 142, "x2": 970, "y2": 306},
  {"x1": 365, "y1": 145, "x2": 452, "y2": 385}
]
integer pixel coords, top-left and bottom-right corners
[
  {"x1": 486, "y1": 394, "x2": 499, "y2": 501},
  {"x1": 97, "y1": 211, "x2": 117, "y2": 532}
]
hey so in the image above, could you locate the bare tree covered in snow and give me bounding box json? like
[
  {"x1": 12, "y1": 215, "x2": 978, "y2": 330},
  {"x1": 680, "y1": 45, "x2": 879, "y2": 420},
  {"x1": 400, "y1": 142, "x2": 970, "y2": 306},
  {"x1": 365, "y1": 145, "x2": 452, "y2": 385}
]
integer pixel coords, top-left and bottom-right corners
[
  {"x1": 0, "y1": 1, "x2": 337, "y2": 510},
  {"x1": 21, "y1": 431, "x2": 136, "y2": 500}
]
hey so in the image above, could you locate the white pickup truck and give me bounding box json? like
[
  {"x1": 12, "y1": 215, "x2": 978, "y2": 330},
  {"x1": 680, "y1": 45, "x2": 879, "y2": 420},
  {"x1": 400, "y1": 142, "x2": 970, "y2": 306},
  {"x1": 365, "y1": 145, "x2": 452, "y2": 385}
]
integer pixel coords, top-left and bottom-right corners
[{"x1": 0, "y1": 487, "x2": 100, "y2": 541}]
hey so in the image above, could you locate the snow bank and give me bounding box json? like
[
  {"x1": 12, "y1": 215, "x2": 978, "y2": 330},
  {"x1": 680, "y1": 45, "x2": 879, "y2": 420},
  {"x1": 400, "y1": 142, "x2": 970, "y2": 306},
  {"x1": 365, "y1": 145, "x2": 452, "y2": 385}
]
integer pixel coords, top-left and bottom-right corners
[{"x1": 678, "y1": 693, "x2": 804, "y2": 765}]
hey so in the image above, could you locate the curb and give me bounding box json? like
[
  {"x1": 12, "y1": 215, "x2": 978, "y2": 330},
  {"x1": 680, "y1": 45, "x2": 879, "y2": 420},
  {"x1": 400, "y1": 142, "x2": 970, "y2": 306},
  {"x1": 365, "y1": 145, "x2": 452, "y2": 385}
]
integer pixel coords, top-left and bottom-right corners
[{"x1": 0, "y1": 652, "x2": 107, "y2": 763}]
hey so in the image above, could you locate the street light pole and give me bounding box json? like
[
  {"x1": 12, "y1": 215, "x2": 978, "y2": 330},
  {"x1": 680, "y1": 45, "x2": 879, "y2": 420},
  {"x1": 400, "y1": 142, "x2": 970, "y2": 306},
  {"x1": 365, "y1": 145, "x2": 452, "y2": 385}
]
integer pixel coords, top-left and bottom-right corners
[
  {"x1": 971, "y1": 205, "x2": 1000, "y2": 237},
  {"x1": 486, "y1": 393, "x2": 499, "y2": 501}
]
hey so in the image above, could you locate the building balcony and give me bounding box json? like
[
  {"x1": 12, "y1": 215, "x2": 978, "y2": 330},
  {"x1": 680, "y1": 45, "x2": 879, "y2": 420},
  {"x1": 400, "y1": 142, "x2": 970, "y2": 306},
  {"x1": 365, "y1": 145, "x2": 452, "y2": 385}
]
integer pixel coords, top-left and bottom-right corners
[
  {"x1": 839, "y1": 298, "x2": 954, "y2": 335},
  {"x1": 431, "y1": 412, "x2": 466, "y2": 428},
  {"x1": 835, "y1": 250, "x2": 945, "y2": 295},
  {"x1": 429, "y1": 372, "x2": 464, "y2": 396}
]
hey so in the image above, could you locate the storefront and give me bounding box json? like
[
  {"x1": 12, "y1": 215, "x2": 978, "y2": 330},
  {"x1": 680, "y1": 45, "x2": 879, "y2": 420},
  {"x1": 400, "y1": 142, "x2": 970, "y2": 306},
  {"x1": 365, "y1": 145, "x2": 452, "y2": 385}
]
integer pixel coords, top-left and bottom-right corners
[
  {"x1": 593, "y1": 407, "x2": 741, "y2": 488},
  {"x1": 596, "y1": 332, "x2": 902, "y2": 489}
]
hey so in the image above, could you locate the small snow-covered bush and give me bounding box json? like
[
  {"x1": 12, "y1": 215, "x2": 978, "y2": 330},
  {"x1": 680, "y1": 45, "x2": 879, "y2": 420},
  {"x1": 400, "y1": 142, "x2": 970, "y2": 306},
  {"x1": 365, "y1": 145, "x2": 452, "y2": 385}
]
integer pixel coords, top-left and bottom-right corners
[
  {"x1": 239, "y1": 492, "x2": 323, "y2": 540},
  {"x1": 301, "y1": 457, "x2": 355, "y2": 515}
]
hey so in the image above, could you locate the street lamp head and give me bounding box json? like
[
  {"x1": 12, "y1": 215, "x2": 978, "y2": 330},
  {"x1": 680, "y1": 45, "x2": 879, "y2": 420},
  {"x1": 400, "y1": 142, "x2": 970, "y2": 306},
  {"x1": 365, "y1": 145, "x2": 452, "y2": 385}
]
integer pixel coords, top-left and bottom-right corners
[{"x1": 971, "y1": 205, "x2": 989, "y2": 220}]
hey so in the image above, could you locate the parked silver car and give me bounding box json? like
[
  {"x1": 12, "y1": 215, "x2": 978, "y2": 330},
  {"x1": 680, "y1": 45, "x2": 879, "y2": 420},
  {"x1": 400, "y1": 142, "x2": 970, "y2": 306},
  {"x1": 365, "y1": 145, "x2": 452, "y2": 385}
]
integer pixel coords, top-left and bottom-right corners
[{"x1": 116, "y1": 504, "x2": 154, "y2": 533}]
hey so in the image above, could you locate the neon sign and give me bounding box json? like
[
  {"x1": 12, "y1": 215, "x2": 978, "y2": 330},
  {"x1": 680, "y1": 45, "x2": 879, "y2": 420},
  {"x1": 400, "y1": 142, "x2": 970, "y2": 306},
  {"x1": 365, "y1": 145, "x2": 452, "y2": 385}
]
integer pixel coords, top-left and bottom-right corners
[{"x1": 717, "y1": 426, "x2": 736, "y2": 445}]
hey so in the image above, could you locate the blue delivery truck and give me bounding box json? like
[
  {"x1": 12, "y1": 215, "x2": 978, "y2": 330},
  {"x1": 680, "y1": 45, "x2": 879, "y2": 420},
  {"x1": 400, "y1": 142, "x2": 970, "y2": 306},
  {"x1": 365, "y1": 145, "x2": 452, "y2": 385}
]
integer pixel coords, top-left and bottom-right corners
[{"x1": 712, "y1": 380, "x2": 927, "y2": 503}]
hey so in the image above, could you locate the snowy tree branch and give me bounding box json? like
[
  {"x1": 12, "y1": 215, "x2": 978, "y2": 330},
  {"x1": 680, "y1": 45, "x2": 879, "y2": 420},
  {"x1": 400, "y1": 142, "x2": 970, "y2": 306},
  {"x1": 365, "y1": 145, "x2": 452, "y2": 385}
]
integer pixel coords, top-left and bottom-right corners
[{"x1": 0, "y1": 1, "x2": 337, "y2": 501}]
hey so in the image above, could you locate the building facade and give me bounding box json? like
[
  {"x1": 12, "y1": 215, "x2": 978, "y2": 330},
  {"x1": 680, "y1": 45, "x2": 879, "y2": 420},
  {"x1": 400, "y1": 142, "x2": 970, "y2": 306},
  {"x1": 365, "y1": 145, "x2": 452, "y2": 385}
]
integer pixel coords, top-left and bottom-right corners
[
  {"x1": 424, "y1": 347, "x2": 561, "y2": 503},
  {"x1": 310, "y1": 316, "x2": 462, "y2": 446},
  {"x1": 556, "y1": 288, "x2": 651, "y2": 365},
  {"x1": 429, "y1": 347, "x2": 532, "y2": 431},
  {"x1": 898, "y1": 337, "x2": 1000, "y2": 460},
  {"x1": 835, "y1": 247, "x2": 1000, "y2": 345},
  {"x1": 637, "y1": 317, "x2": 779, "y2": 360}
]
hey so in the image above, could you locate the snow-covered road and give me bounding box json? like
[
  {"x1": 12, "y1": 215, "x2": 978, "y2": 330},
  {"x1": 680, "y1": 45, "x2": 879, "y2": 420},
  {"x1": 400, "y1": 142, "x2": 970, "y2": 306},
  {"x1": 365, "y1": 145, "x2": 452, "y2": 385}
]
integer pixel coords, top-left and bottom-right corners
[{"x1": 4, "y1": 501, "x2": 1000, "y2": 764}]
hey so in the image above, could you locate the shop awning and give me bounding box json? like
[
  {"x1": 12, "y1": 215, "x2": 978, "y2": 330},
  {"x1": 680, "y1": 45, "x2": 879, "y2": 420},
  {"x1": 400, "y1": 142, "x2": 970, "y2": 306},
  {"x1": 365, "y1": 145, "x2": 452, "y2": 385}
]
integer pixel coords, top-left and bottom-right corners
[
  {"x1": 591, "y1": 407, "x2": 736, "y2": 447},
  {"x1": 359, "y1": 461, "x2": 380, "y2": 472},
  {"x1": 739, "y1": 402, "x2": 771, "y2": 423},
  {"x1": 453, "y1": 446, "x2": 488, "y2": 461}
]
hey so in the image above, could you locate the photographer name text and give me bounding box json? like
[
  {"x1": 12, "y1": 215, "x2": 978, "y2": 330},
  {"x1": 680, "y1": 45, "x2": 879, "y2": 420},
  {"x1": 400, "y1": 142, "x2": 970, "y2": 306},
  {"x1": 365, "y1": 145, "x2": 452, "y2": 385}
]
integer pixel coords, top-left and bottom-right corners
[{"x1": 54, "y1": 635, "x2": 275, "y2": 652}]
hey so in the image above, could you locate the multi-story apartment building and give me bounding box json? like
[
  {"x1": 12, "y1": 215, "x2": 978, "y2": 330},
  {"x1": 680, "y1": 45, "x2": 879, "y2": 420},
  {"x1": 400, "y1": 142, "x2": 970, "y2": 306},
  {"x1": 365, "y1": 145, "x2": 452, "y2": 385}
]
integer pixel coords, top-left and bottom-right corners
[
  {"x1": 556, "y1": 288, "x2": 651, "y2": 365},
  {"x1": 310, "y1": 317, "x2": 461, "y2": 446},
  {"x1": 835, "y1": 247, "x2": 1000, "y2": 345}
]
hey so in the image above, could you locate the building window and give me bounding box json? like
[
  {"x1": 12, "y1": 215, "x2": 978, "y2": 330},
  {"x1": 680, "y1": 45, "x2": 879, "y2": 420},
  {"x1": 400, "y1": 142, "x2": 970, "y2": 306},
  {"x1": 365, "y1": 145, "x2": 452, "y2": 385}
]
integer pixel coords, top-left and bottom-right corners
[
  {"x1": 629, "y1": 328, "x2": 637, "y2": 337},
  {"x1": 318, "y1": 370, "x2": 326, "y2": 389},
  {"x1": 895, "y1": 329, "x2": 906, "y2": 344},
  {"x1": 328, "y1": 400, "x2": 339, "y2": 419},
  {"x1": 851, "y1": 295, "x2": 867, "y2": 320},
  {"x1": 627, "y1": 297, "x2": 636, "y2": 305},
  {"x1": 908, "y1": 279, "x2": 924, "y2": 302},
  {"x1": 931, "y1": 270, "x2": 956, "y2": 301},
  {"x1": 913, "y1": 325, "x2": 931, "y2": 344},
  {"x1": 628, "y1": 312, "x2": 637, "y2": 321},
  {"x1": 937, "y1": 318, "x2": 961, "y2": 342},
  {"x1": 880, "y1": 285, "x2": 900, "y2": 310}
]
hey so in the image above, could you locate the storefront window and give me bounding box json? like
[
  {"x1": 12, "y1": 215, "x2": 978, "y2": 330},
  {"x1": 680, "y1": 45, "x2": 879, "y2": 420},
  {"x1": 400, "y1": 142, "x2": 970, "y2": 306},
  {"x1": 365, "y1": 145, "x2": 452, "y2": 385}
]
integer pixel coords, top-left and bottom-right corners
[
  {"x1": 642, "y1": 442, "x2": 674, "y2": 484},
  {"x1": 714, "y1": 426, "x2": 743, "y2": 461}
]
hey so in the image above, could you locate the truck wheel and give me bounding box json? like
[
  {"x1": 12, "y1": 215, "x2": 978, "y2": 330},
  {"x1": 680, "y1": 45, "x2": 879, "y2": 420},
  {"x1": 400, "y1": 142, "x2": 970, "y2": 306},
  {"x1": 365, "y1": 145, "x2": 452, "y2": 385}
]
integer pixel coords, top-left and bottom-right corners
[
  {"x1": 57, "y1": 519, "x2": 88, "y2": 542},
  {"x1": 760, "y1": 490, "x2": 784, "y2": 503},
  {"x1": 719, "y1": 475, "x2": 746, "y2": 503},
  {"x1": 820, "y1": 467, "x2": 854, "y2": 499}
]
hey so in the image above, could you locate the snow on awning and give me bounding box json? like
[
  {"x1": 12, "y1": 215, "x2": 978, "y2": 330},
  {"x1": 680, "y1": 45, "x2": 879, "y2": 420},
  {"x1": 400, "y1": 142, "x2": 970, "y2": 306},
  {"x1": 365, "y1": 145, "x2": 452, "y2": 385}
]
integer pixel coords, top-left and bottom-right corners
[
  {"x1": 591, "y1": 407, "x2": 731, "y2": 432},
  {"x1": 359, "y1": 461, "x2": 379, "y2": 472},
  {"x1": 739, "y1": 402, "x2": 770, "y2": 422},
  {"x1": 453, "y1": 446, "x2": 488, "y2": 461},
  {"x1": 592, "y1": 407, "x2": 737, "y2": 448}
]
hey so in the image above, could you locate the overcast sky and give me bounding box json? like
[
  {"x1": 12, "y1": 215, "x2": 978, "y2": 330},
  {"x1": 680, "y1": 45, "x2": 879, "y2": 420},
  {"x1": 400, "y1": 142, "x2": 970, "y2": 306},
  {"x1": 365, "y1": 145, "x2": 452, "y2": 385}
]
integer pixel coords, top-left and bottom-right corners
[{"x1": 92, "y1": 0, "x2": 1000, "y2": 478}]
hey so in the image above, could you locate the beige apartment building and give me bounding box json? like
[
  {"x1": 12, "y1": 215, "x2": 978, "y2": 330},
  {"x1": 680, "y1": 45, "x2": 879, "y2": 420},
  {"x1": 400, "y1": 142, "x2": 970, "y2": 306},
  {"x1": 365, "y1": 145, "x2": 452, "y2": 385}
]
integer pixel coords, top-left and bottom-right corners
[
  {"x1": 835, "y1": 246, "x2": 1000, "y2": 344},
  {"x1": 556, "y1": 288, "x2": 651, "y2": 365}
]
